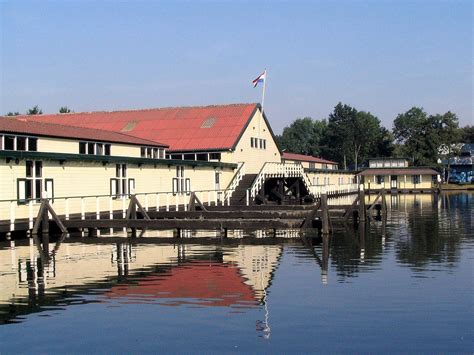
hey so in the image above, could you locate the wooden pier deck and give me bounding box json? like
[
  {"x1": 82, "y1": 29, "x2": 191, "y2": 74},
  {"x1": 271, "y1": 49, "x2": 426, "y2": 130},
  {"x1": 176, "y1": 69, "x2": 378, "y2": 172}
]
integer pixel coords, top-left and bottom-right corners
[{"x1": 12, "y1": 189, "x2": 387, "y2": 240}]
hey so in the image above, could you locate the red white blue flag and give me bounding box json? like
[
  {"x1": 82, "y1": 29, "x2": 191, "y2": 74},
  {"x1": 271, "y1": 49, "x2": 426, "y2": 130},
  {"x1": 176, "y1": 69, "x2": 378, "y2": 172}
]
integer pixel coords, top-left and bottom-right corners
[{"x1": 252, "y1": 70, "x2": 266, "y2": 88}]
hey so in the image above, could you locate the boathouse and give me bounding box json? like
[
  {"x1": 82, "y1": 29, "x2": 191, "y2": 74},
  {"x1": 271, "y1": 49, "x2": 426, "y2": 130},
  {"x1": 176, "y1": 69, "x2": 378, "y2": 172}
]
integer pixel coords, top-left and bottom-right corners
[
  {"x1": 358, "y1": 158, "x2": 440, "y2": 193},
  {"x1": 1, "y1": 103, "x2": 361, "y2": 234},
  {"x1": 0, "y1": 118, "x2": 237, "y2": 232}
]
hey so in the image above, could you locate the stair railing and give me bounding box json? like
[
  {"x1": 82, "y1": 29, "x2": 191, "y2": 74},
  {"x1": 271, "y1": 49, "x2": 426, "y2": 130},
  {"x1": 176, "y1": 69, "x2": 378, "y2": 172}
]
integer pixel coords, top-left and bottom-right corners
[
  {"x1": 223, "y1": 162, "x2": 245, "y2": 201},
  {"x1": 248, "y1": 162, "x2": 312, "y2": 199}
]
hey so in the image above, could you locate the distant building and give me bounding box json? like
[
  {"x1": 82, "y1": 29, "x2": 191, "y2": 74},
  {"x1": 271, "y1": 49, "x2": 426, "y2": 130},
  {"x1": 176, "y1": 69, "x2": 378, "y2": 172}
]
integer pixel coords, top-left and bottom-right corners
[
  {"x1": 358, "y1": 158, "x2": 439, "y2": 192},
  {"x1": 441, "y1": 143, "x2": 473, "y2": 183},
  {"x1": 281, "y1": 152, "x2": 354, "y2": 186}
]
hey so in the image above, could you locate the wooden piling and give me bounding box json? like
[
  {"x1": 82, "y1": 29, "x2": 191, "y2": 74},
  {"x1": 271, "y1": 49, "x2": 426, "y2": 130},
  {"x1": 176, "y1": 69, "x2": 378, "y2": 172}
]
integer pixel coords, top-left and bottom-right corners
[
  {"x1": 321, "y1": 192, "x2": 330, "y2": 234},
  {"x1": 381, "y1": 189, "x2": 387, "y2": 217},
  {"x1": 358, "y1": 185, "x2": 366, "y2": 222}
]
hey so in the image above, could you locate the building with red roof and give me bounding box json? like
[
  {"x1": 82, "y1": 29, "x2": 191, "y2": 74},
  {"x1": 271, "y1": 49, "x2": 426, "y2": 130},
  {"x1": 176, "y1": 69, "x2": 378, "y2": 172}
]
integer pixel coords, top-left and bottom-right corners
[{"x1": 19, "y1": 103, "x2": 282, "y2": 173}]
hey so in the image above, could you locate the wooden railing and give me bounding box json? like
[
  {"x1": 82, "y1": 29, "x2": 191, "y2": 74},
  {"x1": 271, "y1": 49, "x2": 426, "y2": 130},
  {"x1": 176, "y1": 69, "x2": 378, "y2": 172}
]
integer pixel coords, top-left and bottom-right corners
[
  {"x1": 248, "y1": 162, "x2": 313, "y2": 200},
  {"x1": 0, "y1": 188, "x2": 235, "y2": 233},
  {"x1": 223, "y1": 162, "x2": 245, "y2": 202},
  {"x1": 310, "y1": 183, "x2": 359, "y2": 198}
]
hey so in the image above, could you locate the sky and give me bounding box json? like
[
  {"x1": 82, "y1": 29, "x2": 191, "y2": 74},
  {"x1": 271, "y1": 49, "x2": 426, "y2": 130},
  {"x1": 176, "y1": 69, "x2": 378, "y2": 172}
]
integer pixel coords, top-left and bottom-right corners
[{"x1": 1, "y1": 0, "x2": 472, "y2": 133}]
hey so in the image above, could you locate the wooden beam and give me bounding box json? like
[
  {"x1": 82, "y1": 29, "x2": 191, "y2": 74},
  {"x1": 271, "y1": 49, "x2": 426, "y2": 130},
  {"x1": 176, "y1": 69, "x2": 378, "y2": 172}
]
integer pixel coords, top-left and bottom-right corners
[{"x1": 301, "y1": 200, "x2": 321, "y2": 229}]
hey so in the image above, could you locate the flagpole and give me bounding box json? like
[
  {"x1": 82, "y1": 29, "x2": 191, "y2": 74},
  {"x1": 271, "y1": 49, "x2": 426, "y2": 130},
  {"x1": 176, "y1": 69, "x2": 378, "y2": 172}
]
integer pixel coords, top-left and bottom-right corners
[{"x1": 261, "y1": 69, "x2": 267, "y2": 112}]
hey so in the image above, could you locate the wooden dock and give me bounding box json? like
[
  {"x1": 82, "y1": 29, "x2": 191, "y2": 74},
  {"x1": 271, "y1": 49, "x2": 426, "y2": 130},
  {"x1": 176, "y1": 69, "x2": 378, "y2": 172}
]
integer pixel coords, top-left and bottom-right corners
[{"x1": 21, "y1": 189, "x2": 388, "y2": 239}]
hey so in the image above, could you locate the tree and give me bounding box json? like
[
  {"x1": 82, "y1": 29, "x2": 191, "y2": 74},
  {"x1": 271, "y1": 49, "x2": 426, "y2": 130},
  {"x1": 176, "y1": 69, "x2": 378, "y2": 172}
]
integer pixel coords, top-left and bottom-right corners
[
  {"x1": 277, "y1": 117, "x2": 327, "y2": 156},
  {"x1": 460, "y1": 125, "x2": 474, "y2": 143},
  {"x1": 27, "y1": 105, "x2": 42, "y2": 115},
  {"x1": 375, "y1": 127, "x2": 396, "y2": 158},
  {"x1": 322, "y1": 103, "x2": 385, "y2": 170},
  {"x1": 59, "y1": 106, "x2": 72, "y2": 113},
  {"x1": 433, "y1": 111, "x2": 461, "y2": 182},
  {"x1": 393, "y1": 107, "x2": 436, "y2": 166},
  {"x1": 6, "y1": 112, "x2": 20, "y2": 116}
]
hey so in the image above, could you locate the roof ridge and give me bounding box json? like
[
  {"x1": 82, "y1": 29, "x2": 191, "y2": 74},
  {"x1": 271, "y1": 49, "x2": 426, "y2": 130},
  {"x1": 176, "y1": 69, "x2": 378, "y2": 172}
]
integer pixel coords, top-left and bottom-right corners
[{"x1": 4, "y1": 103, "x2": 258, "y2": 118}]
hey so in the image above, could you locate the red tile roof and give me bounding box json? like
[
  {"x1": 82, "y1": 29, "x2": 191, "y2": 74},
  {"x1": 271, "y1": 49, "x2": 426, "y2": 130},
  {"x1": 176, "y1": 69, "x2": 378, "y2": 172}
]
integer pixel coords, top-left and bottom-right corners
[
  {"x1": 17, "y1": 103, "x2": 260, "y2": 152},
  {"x1": 282, "y1": 152, "x2": 337, "y2": 165},
  {"x1": 0, "y1": 117, "x2": 167, "y2": 147}
]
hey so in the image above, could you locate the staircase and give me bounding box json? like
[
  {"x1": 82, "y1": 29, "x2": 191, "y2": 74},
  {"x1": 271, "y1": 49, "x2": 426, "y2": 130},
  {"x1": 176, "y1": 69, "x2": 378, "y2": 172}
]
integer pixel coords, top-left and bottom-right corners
[
  {"x1": 229, "y1": 174, "x2": 257, "y2": 205},
  {"x1": 249, "y1": 162, "x2": 313, "y2": 199}
]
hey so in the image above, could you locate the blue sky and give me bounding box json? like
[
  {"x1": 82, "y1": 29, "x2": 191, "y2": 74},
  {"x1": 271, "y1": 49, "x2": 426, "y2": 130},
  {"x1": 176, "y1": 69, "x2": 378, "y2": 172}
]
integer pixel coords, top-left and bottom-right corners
[{"x1": 1, "y1": 0, "x2": 472, "y2": 133}]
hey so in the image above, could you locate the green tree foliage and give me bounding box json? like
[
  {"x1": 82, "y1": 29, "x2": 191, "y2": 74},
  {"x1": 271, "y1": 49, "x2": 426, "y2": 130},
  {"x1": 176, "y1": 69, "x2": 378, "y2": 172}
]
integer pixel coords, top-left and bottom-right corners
[
  {"x1": 376, "y1": 127, "x2": 396, "y2": 158},
  {"x1": 322, "y1": 103, "x2": 389, "y2": 170},
  {"x1": 277, "y1": 117, "x2": 327, "y2": 156},
  {"x1": 27, "y1": 105, "x2": 42, "y2": 115},
  {"x1": 460, "y1": 125, "x2": 474, "y2": 143},
  {"x1": 59, "y1": 106, "x2": 72, "y2": 113},
  {"x1": 6, "y1": 112, "x2": 20, "y2": 116},
  {"x1": 393, "y1": 107, "x2": 434, "y2": 165},
  {"x1": 431, "y1": 111, "x2": 462, "y2": 182},
  {"x1": 393, "y1": 107, "x2": 461, "y2": 168}
]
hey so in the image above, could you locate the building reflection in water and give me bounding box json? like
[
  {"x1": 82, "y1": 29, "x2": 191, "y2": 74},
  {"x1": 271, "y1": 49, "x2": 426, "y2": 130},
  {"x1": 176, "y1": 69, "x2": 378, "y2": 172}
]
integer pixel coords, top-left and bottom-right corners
[
  {"x1": 1, "y1": 192, "x2": 471, "y2": 328},
  {"x1": 1, "y1": 232, "x2": 290, "y2": 334}
]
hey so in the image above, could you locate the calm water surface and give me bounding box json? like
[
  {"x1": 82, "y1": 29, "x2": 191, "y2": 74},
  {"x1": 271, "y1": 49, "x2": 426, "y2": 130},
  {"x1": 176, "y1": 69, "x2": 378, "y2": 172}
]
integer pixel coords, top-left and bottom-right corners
[{"x1": 0, "y1": 192, "x2": 472, "y2": 353}]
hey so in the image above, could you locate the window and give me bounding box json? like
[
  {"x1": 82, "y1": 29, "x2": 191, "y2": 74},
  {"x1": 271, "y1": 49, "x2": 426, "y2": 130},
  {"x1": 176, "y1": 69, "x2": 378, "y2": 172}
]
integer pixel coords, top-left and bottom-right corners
[
  {"x1": 28, "y1": 138, "x2": 37, "y2": 151},
  {"x1": 79, "y1": 141, "x2": 111, "y2": 156},
  {"x1": 376, "y1": 175, "x2": 384, "y2": 184},
  {"x1": 309, "y1": 162, "x2": 315, "y2": 169},
  {"x1": 96, "y1": 143, "x2": 103, "y2": 155},
  {"x1": 209, "y1": 152, "x2": 221, "y2": 161},
  {"x1": 412, "y1": 175, "x2": 420, "y2": 184},
  {"x1": 79, "y1": 142, "x2": 86, "y2": 154},
  {"x1": 251, "y1": 137, "x2": 266, "y2": 149},
  {"x1": 128, "y1": 178, "x2": 135, "y2": 195},
  {"x1": 140, "y1": 146, "x2": 166, "y2": 159},
  {"x1": 4, "y1": 136, "x2": 15, "y2": 150},
  {"x1": 17, "y1": 136, "x2": 26, "y2": 151},
  {"x1": 173, "y1": 166, "x2": 189, "y2": 195},
  {"x1": 196, "y1": 153, "x2": 208, "y2": 161},
  {"x1": 87, "y1": 142, "x2": 94, "y2": 154},
  {"x1": 18, "y1": 160, "x2": 43, "y2": 203},
  {"x1": 111, "y1": 164, "x2": 128, "y2": 198}
]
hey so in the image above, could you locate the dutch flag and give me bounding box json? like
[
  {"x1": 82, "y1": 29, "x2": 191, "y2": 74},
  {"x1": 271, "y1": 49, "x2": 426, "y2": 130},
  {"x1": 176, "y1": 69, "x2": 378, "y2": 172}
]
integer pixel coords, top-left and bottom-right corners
[{"x1": 252, "y1": 70, "x2": 266, "y2": 88}]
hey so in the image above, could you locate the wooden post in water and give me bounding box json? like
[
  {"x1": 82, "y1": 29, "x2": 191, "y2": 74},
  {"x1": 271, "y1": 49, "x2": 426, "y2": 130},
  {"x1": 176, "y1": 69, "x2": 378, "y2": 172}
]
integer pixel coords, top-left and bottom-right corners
[
  {"x1": 321, "y1": 234, "x2": 329, "y2": 284},
  {"x1": 41, "y1": 203, "x2": 49, "y2": 235},
  {"x1": 321, "y1": 189, "x2": 330, "y2": 234},
  {"x1": 381, "y1": 189, "x2": 387, "y2": 218},
  {"x1": 358, "y1": 184, "x2": 366, "y2": 222}
]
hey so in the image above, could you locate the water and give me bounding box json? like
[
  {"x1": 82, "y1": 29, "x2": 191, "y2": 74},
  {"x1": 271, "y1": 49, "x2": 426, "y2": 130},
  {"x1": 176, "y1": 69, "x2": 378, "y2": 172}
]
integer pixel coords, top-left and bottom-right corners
[{"x1": 0, "y1": 192, "x2": 472, "y2": 353}]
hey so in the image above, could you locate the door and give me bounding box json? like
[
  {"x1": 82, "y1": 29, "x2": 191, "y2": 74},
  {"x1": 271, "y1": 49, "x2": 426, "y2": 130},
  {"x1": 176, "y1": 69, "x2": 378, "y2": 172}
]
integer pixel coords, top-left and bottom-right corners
[{"x1": 390, "y1": 175, "x2": 397, "y2": 189}]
